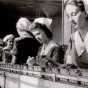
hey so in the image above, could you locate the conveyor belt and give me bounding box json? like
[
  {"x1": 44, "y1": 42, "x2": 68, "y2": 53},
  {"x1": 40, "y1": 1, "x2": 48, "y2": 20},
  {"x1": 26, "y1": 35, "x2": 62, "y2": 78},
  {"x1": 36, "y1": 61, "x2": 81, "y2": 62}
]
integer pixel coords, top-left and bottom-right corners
[{"x1": 0, "y1": 63, "x2": 88, "y2": 87}]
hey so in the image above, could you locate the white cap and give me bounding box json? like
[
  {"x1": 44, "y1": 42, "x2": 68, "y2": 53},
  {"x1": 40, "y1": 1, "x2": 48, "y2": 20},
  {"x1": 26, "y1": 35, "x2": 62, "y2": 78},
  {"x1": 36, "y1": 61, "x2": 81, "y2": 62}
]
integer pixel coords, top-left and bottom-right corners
[
  {"x1": 3, "y1": 34, "x2": 14, "y2": 43},
  {"x1": 34, "y1": 17, "x2": 52, "y2": 31},
  {"x1": 16, "y1": 17, "x2": 31, "y2": 37},
  {"x1": 16, "y1": 17, "x2": 31, "y2": 30}
]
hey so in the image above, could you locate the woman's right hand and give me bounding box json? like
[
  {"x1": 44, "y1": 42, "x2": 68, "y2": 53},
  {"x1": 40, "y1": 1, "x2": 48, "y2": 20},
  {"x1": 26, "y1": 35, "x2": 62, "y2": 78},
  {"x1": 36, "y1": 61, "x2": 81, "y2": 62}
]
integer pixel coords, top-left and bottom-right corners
[{"x1": 26, "y1": 56, "x2": 35, "y2": 65}]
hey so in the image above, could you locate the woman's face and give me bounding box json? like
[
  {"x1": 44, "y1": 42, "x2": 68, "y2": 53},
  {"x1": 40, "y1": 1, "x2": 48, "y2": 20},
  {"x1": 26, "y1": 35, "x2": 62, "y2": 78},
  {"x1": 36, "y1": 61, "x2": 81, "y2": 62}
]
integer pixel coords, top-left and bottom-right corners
[
  {"x1": 7, "y1": 39, "x2": 14, "y2": 49},
  {"x1": 31, "y1": 28, "x2": 48, "y2": 44},
  {"x1": 65, "y1": 4, "x2": 85, "y2": 29}
]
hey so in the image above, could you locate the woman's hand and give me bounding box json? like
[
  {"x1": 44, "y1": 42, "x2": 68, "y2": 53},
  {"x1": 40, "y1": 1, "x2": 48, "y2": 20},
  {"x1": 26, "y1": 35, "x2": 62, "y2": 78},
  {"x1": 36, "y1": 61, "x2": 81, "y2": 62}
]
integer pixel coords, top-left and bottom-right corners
[{"x1": 26, "y1": 56, "x2": 35, "y2": 65}]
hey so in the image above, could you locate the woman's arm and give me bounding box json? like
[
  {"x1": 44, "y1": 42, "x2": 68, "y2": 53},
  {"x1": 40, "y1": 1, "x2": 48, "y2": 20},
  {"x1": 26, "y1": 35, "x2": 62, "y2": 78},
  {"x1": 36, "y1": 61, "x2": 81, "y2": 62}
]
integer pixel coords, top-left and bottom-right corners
[
  {"x1": 45, "y1": 47, "x2": 60, "y2": 67},
  {"x1": 65, "y1": 34, "x2": 77, "y2": 66}
]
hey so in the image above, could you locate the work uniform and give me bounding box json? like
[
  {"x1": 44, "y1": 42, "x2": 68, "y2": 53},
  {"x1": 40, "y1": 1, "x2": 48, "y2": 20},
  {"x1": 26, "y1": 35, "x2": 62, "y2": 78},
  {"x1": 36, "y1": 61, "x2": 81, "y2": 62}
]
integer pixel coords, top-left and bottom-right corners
[{"x1": 66, "y1": 31, "x2": 88, "y2": 68}]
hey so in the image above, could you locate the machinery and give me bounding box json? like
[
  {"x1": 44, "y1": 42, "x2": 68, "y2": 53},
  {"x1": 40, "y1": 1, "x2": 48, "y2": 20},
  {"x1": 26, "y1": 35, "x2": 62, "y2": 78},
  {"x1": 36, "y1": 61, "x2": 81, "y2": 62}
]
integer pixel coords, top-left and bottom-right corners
[{"x1": 0, "y1": 63, "x2": 88, "y2": 88}]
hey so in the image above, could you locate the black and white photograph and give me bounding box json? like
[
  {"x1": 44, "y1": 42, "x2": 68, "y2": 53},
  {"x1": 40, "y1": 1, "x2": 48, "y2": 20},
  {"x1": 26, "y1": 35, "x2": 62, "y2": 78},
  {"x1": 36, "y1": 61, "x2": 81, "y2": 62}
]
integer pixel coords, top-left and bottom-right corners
[{"x1": 0, "y1": 0, "x2": 88, "y2": 88}]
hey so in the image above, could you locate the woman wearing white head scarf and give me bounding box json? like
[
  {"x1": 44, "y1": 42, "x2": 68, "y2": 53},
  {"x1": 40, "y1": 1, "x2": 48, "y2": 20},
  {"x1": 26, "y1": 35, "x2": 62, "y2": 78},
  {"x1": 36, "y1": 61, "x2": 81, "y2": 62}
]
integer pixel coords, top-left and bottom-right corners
[
  {"x1": 3, "y1": 34, "x2": 15, "y2": 63},
  {"x1": 65, "y1": 0, "x2": 88, "y2": 68},
  {"x1": 29, "y1": 18, "x2": 60, "y2": 71},
  {"x1": 13, "y1": 17, "x2": 40, "y2": 64}
]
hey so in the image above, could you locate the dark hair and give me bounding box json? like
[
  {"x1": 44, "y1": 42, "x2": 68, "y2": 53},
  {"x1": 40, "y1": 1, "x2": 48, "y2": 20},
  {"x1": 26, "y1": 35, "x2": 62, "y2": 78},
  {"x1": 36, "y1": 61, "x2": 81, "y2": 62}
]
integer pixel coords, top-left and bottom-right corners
[
  {"x1": 0, "y1": 38, "x2": 4, "y2": 47},
  {"x1": 31, "y1": 23, "x2": 53, "y2": 39},
  {"x1": 64, "y1": 0, "x2": 85, "y2": 12}
]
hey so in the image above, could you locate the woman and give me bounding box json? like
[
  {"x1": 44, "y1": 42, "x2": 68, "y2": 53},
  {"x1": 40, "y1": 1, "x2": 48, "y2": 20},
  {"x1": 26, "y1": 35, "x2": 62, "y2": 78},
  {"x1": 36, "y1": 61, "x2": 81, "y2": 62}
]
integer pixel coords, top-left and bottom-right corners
[
  {"x1": 13, "y1": 17, "x2": 40, "y2": 64},
  {"x1": 3, "y1": 34, "x2": 15, "y2": 63},
  {"x1": 29, "y1": 18, "x2": 60, "y2": 70},
  {"x1": 65, "y1": 0, "x2": 88, "y2": 68}
]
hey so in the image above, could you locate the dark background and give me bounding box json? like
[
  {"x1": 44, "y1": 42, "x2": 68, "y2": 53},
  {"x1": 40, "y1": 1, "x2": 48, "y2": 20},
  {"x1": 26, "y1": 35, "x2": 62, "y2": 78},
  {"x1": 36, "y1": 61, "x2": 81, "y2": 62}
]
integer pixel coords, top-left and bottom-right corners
[{"x1": 0, "y1": 0, "x2": 62, "y2": 44}]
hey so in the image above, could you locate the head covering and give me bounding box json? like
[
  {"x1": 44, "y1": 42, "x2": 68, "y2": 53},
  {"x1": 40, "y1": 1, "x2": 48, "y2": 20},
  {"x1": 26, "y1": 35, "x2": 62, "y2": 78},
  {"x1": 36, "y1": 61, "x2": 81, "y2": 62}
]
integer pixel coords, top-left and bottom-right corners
[
  {"x1": 33, "y1": 17, "x2": 52, "y2": 32},
  {"x1": 64, "y1": 0, "x2": 85, "y2": 11},
  {"x1": 82, "y1": 0, "x2": 88, "y2": 14},
  {"x1": 16, "y1": 17, "x2": 32, "y2": 37},
  {"x1": 3, "y1": 34, "x2": 14, "y2": 43},
  {"x1": 64, "y1": 0, "x2": 81, "y2": 5}
]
